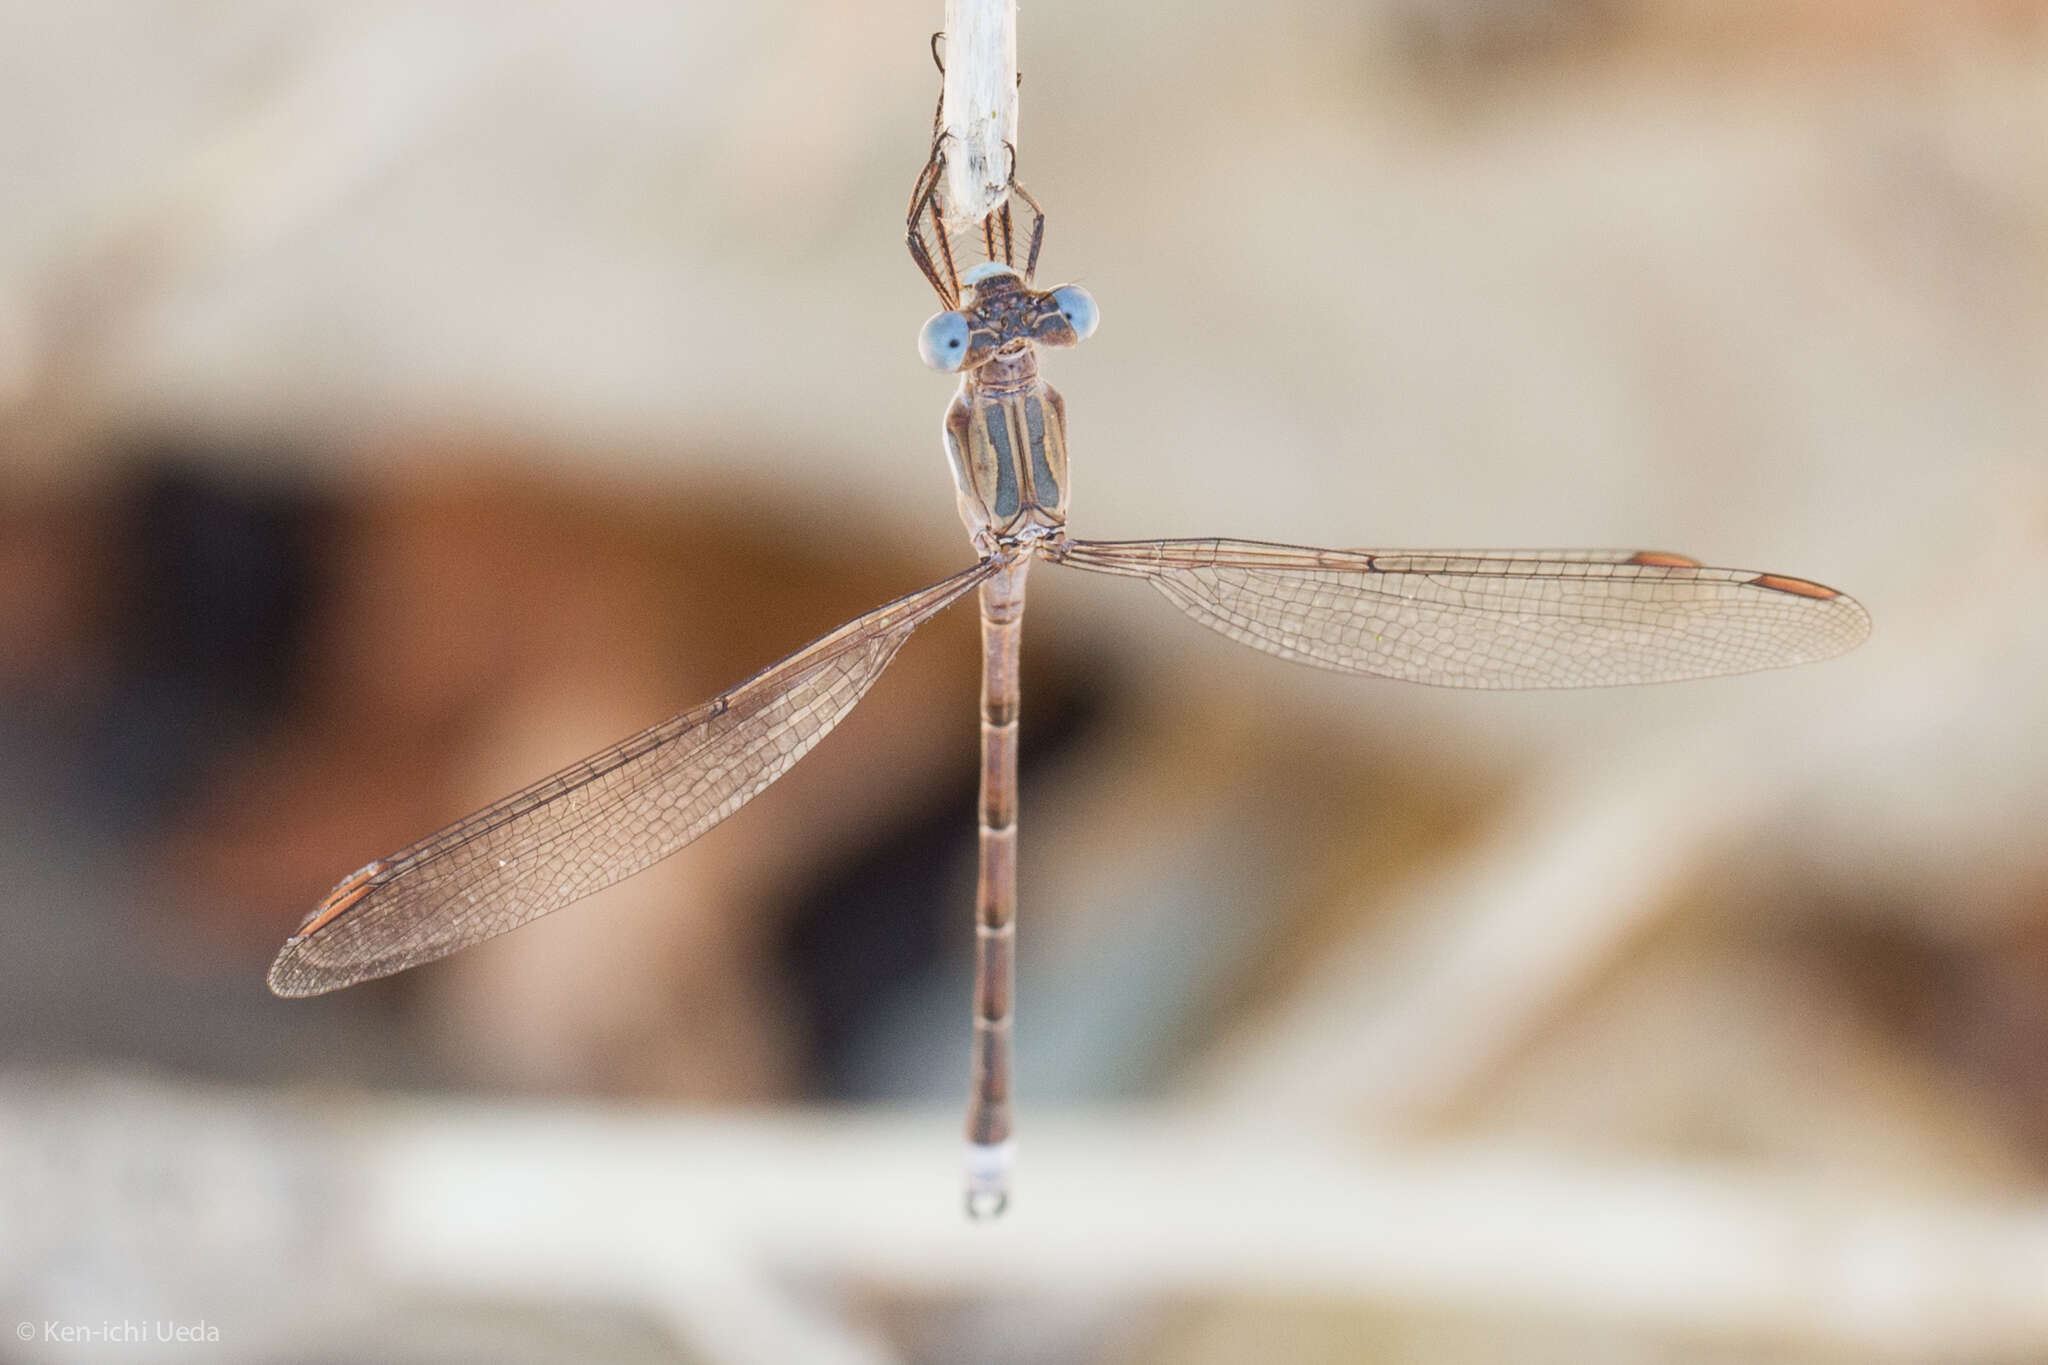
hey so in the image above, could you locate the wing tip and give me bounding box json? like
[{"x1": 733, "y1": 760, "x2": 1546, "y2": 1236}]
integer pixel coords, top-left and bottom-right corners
[
  {"x1": 1749, "y1": 573, "x2": 1873, "y2": 658},
  {"x1": 271, "y1": 859, "x2": 390, "y2": 997},
  {"x1": 265, "y1": 942, "x2": 323, "y2": 998},
  {"x1": 267, "y1": 938, "x2": 382, "y2": 998}
]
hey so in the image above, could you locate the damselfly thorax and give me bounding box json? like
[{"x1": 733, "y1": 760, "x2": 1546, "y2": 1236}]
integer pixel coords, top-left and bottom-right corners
[{"x1": 943, "y1": 347, "x2": 1068, "y2": 544}]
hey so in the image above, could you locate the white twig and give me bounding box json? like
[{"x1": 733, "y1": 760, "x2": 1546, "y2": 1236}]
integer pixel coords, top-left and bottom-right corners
[
  {"x1": 354, "y1": 1107, "x2": 2048, "y2": 1356},
  {"x1": 939, "y1": 0, "x2": 1018, "y2": 225},
  {"x1": 17, "y1": 1080, "x2": 2048, "y2": 1355}
]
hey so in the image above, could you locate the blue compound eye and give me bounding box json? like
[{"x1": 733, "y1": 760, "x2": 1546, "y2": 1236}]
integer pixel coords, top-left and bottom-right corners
[
  {"x1": 1049, "y1": 285, "x2": 1098, "y2": 342},
  {"x1": 918, "y1": 311, "x2": 972, "y2": 372}
]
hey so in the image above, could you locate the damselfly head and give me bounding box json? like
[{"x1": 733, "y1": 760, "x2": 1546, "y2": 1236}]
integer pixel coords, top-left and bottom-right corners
[{"x1": 921, "y1": 267, "x2": 1099, "y2": 373}]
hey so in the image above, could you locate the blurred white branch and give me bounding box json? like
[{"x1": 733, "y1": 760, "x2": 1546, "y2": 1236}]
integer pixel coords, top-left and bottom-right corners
[
  {"x1": 357, "y1": 1104, "x2": 2048, "y2": 1358},
  {"x1": 939, "y1": 0, "x2": 1018, "y2": 225},
  {"x1": 12, "y1": 1080, "x2": 2048, "y2": 1360}
]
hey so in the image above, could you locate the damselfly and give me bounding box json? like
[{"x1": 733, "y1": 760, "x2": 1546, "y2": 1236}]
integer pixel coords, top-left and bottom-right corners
[{"x1": 270, "y1": 149, "x2": 1868, "y2": 1220}]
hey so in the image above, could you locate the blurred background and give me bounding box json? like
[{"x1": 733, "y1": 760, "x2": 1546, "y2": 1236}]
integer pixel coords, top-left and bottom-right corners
[{"x1": 3, "y1": 0, "x2": 2047, "y2": 1360}]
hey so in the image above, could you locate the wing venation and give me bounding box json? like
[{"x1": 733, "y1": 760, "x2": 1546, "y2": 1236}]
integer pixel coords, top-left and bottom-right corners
[
  {"x1": 268, "y1": 559, "x2": 996, "y2": 996},
  {"x1": 1052, "y1": 537, "x2": 1867, "y2": 689}
]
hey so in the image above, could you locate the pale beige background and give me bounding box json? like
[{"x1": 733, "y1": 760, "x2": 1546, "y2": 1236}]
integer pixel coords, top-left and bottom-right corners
[{"x1": 3, "y1": 2, "x2": 2047, "y2": 1362}]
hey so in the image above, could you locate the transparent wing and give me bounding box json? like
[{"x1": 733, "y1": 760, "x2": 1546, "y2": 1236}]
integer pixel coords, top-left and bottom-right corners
[
  {"x1": 1052, "y1": 538, "x2": 1868, "y2": 689},
  {"x1": 268, "y1": 559, "x2": 996, "y2": 997}
]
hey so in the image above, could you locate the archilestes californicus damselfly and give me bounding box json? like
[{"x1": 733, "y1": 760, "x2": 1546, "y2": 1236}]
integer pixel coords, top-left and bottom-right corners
[{"x1": 269, "y1": 153, "x2": 1869, "y2": 1220}]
